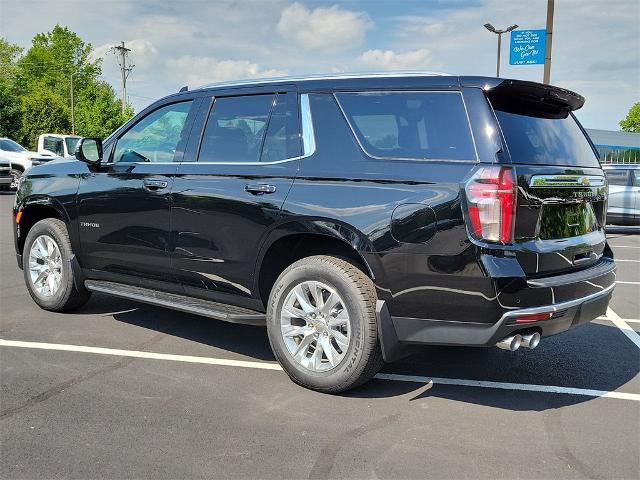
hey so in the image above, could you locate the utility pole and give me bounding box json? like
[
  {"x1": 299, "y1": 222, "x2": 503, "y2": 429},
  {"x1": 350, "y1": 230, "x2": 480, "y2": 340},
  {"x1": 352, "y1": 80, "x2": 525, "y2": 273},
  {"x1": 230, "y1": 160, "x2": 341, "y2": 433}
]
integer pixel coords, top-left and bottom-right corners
[
  {"x1": 484, "y1": 23, "x2": 518, "y2": 77},
  {"x1": 543, "y1": 0, "x2": 555, "y2": 84},
  {"x1": 70, "y1": 72, "x2": 76, "y2": 135},
  {"x1": 111, "y1": 41, "x2": 134, "y2": 113}
]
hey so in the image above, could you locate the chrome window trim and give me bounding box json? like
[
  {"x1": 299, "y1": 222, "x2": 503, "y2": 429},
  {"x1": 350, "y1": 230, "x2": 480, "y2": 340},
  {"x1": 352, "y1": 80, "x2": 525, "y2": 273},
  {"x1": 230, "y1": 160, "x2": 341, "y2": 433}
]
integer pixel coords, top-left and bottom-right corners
[
  {"x1": 529, "y1": 174, "x2": 606, "y2": 188},
  {"x1": 105, "y1": 94, "x2": 318, "y2": 168},
  {"x1": 193, "y1": 93, "x2": 316, "y2": 166},
  {"x1": 300, "y1": 93, "x2": 316, "y2": 158},
  {"x1": 334, "y1": 90, "x2": 479, "y2": 164}
]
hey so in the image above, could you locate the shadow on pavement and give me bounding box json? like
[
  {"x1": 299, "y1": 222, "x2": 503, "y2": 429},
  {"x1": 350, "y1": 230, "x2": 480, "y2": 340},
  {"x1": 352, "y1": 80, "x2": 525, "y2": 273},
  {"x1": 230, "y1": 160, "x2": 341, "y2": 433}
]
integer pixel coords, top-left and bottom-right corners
[
  {"x1": 77, "y1": 293, "x2": 638, "y2": 411},
  {"x1": 75, "y1": 293, "x2": 276, "y2": 361}
]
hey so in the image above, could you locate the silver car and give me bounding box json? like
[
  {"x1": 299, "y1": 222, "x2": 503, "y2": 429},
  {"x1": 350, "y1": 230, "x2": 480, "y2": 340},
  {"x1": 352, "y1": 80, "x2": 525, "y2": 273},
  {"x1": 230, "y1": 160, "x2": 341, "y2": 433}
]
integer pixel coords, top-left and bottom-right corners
[{"x1": 603, "y1": 164, "x2": 639, "y2": 226}]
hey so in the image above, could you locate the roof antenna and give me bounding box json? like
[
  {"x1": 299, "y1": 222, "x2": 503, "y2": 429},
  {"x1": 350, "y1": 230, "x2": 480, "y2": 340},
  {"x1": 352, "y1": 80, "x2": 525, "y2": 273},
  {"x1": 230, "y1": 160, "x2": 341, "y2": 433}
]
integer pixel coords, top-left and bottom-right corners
[{"x1": 179, "y1": 85, "x2": 188, "y2": 93}]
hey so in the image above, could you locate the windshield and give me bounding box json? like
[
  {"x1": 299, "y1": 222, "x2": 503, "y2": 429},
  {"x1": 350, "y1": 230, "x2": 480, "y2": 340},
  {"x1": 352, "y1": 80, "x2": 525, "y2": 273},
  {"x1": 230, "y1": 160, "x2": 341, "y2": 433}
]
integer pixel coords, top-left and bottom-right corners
[
  {"x1": 0, "y1": 139, "x2": 26, "y2": 152},
  {"x1": 65, "y1": 137, "x2": 80, "y2": 155}
]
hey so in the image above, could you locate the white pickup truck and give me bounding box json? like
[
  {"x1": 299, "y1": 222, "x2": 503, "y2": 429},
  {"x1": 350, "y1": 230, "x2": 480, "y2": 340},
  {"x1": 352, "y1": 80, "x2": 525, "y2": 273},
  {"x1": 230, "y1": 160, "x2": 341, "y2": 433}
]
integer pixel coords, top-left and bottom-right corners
[
  {"x1": 38, "y1": 134, "x2": 82, "y2": 157},
  {"x1": 0, "y1": 138, "x2": 56, "y2": 189}
]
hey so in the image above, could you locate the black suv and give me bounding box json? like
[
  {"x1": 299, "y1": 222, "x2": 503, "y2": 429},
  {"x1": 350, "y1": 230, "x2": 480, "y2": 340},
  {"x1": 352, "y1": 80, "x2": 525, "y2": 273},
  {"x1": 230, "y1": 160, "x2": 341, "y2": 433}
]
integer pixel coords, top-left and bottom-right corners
[{"x1": 13, "y1": 73, "x2": 616, "y2": 392}]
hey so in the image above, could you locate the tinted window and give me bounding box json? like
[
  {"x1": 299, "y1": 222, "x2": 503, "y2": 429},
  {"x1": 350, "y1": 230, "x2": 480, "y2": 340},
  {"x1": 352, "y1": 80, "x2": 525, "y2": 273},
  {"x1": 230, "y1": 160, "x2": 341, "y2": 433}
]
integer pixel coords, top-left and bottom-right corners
[
  {"x1": 44, "y1": 136, "x2": 64, "y2": 156},
  {"x1": 336, "y1": 91, "x2": 476, "y2": 161},
  {"x1": 65, "y1": 137, "x2": 80, "y2": 155},
  {"x1": 494, "y1": 110, "x2": 599, "y2": 167},
  {"x1": 113, "y1": 101, "x2": 192, "y2": 163},
  {"x1": 0, "y1": 139, "x2": 26, "y2": 152},
  {"x1": 605, "y1": 170, "x2": 629, "y2": 186},
  {"x1": 261, "y1": 92, "x2": 301, "y2": 162},
  {"x1": 199, "y1": 95, "x2": 274, "y2": 163}
]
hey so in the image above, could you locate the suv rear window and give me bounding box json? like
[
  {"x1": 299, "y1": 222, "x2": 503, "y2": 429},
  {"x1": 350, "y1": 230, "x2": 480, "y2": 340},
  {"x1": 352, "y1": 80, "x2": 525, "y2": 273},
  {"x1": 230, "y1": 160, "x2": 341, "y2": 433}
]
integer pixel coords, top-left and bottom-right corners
[
  {"x1": 492, "y1": 108, "x2": 600, "y2": 167},
  {"x1": 336, "y1": 91, "x2": 476, "y2": 161}
]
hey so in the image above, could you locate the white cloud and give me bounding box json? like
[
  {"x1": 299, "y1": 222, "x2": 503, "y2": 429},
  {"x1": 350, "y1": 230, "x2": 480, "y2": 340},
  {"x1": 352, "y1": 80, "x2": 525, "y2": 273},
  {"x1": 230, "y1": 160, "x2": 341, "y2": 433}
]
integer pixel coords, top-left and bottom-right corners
[
  {"x1": 277, "y1": 2, "x2": 372, "y2": 52},
  {"x1": 356, "y1": 49, "x2": 435, "y2": 71},
  {"x1": 166, "y1": 55, "x2": 287, "y2": 87},
  {"x1": 1, "y1": 0, "x2": 637, "y2": 128}
]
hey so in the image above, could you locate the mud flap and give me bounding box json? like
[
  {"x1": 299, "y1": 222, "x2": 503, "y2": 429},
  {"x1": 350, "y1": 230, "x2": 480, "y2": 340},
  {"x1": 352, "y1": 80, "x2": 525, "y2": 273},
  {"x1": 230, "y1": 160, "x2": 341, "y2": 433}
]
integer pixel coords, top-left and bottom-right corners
[{"x1": 376, "y1": 300, "x2": 412, "y2": 363}]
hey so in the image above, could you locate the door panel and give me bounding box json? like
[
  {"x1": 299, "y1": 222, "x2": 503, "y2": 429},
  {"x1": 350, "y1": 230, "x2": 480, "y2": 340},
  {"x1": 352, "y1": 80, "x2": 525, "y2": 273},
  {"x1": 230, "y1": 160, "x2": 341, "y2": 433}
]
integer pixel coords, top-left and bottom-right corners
[
  {"x1": 171, "y1": 89, "x2": 301, "y2": 305},
  {"x1": 171, "y1": 162, "x2": 297, "y2": 302},
  {"x1": 77, "y1": 162, "x2": 177, "y2": 282},
  {"x1": 77, "y1": 99, "x2": 195, "y2": 285}
]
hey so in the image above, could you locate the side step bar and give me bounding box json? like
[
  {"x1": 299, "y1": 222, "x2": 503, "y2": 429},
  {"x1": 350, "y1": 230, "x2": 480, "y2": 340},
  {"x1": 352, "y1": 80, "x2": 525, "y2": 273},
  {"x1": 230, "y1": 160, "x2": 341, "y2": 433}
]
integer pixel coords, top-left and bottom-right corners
[{"x1": 85, "y1": 280, "x2": 266, "y2": 326}]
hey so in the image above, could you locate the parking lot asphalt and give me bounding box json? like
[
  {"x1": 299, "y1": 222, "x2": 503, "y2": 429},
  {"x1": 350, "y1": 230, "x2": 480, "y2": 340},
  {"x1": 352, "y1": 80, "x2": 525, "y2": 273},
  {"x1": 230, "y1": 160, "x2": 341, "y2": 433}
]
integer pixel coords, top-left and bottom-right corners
[{"x1": 1, "y1": 191, "x2": 638, "y2": 479}]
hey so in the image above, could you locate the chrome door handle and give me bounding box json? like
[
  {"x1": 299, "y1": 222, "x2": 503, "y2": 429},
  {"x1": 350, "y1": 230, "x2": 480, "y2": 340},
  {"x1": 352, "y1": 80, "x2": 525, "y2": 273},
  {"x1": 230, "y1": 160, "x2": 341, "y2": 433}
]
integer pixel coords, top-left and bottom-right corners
[
  {"x1": 245, "y1": 184, "x2": 276, "y2": 195},
  {"x1": 143, "y1": 179, "x2": 168, "y2": 190}
]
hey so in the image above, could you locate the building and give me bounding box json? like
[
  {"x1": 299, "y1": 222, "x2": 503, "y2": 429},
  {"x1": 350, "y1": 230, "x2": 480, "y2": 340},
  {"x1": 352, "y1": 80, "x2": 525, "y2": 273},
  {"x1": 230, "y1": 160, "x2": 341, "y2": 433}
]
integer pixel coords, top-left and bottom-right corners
[{"x1": 586, "y1": 128, "x2": 640, "y2": 164}]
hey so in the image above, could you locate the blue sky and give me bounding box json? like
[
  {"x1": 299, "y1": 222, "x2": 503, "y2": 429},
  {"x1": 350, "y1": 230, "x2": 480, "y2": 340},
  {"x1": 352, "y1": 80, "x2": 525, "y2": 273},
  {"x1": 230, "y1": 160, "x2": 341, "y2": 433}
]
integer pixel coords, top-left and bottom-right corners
[{"x1": 1, "y1": 0, "x2": 638, "y2": 130}]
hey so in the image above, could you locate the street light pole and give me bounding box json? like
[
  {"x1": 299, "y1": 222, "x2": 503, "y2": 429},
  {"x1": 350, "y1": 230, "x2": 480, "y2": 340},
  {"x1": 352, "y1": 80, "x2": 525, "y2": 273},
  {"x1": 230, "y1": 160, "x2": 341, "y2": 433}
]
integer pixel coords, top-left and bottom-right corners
[
  {"x1": 484, "y1": 23, "x2": 519, "y2": 78},
  {"x1": 70, "y1": 72, "x2": 76, "y2": 135},
  {"x1": 496, "y1": 32, "x2": 502, "y2": 77},
  {"x1": 543, "y1": 0, "x2": 555, "y2": 84}
]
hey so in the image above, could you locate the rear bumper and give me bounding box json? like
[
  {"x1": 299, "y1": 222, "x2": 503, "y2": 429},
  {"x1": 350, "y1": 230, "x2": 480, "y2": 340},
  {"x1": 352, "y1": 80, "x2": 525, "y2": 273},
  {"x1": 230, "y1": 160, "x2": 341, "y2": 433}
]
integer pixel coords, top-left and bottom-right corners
[{"x1": 377, "y1": 257, "x2": 616, "y2": 361}]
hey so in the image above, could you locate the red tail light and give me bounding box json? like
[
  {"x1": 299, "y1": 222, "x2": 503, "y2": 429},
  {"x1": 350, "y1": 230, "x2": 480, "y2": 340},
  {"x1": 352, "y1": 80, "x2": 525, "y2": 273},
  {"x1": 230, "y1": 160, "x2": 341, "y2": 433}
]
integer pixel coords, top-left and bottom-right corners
[
  {"x1": 465, "y1": 166, "x2": 516, "y2": 244},
  {"x1": 515, "y1": 312, "x2": 553, "y2": 323}
]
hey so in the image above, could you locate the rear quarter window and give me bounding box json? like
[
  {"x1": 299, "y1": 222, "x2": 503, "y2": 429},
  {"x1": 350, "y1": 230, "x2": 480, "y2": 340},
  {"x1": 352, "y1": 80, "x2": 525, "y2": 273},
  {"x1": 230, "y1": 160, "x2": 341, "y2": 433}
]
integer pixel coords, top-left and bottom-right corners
[{"x1": 336, "y1": 91, "x2": 476, "y2": 161}]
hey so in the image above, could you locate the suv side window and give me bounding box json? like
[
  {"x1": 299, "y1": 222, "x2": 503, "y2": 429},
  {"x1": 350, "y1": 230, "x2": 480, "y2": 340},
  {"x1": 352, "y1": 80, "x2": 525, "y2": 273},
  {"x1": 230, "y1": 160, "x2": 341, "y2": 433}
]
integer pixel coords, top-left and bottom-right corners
[
  {"x1": 44, "y1": 136, "x2": 64, "y2": 156},
  {"x1": 336, "y1": 91, "x2": 476, "y2": 161},
  {"x1": 112, "y1": 101, "x2": 193, "y2": 163},
  {"x1": 198, "y1": 93, "x2": 301, "y2": 163},
  {"x1": 262, "y1": 92, "x2": 302, "y2": 162},
  {"x1": 199, "y1": 94, "x2": 273, "y2": 163}
]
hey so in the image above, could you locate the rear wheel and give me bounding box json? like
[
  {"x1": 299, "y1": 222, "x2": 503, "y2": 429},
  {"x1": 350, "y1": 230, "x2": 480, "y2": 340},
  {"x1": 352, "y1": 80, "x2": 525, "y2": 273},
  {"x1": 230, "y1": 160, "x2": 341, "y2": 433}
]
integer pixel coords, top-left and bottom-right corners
[
  {"x1": 266, "y1": 255, "x2": 383, "y2": 393},
  {"x1": 23, "y1": 218, "x2": 91, "y2": 311}
]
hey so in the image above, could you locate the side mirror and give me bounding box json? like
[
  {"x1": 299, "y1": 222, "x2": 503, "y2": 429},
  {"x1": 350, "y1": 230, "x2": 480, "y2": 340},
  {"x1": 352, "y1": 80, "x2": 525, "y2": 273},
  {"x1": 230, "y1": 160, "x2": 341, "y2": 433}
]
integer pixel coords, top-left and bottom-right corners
[{"x1": 75, "y1": 138, "x2": 103, "y2": 164}]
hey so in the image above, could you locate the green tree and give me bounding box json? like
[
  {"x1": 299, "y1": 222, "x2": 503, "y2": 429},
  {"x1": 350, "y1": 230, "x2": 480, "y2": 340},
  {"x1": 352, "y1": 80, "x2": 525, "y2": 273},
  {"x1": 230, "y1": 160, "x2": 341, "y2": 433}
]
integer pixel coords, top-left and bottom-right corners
[
  {"x1": 75, "y1": 81, "x2": 133, "y2": 139},
  {"x1": 20, "y1": 84, "x2": 70, "y2": 148},
  {"x1": 6, "y1": 26, "x2": 133, "y2": 147},
  {"x1": 0, "y1": 38, "x2": 23, "y2": 138},
  {"x1": 619, "y1": 102, "x2": 640, "y2": 133}
]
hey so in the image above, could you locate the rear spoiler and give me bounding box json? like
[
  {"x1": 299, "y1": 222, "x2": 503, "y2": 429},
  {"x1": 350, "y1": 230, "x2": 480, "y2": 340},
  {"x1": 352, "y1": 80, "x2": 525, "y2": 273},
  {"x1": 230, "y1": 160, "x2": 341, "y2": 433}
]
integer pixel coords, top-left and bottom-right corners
[{"x1": 461, "y1": 77, "x2": 585, "y2": 115}]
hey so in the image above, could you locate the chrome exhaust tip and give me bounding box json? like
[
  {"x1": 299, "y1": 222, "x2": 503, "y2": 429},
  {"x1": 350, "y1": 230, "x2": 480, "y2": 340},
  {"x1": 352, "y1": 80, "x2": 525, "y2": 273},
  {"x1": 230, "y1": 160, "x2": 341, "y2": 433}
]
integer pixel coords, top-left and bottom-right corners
[
  {"x1": 521, "y1": 332, "x2": 541, "y2": 349},
  {"x1": 496, "y1": 334, "x2": 522, "y2": 351}
]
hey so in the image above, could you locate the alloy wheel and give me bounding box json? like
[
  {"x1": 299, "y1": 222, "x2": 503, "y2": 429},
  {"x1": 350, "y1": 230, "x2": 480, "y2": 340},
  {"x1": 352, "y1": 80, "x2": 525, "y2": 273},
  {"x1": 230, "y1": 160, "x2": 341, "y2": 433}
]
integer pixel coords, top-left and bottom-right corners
[
  {"x1": 280, "y1": 280, "x2": 351, "y2": 372},
  {"x1": 28, "y1": 235, "x2": 63, "y2": 298}
]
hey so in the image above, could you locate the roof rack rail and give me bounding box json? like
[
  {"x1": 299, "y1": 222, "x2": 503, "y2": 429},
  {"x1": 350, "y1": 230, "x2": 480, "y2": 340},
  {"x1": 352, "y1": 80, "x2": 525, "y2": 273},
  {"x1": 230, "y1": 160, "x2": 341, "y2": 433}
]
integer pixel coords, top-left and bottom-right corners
[{"x1": 197, "y1": 70, "x2": 452, "y2": 90}]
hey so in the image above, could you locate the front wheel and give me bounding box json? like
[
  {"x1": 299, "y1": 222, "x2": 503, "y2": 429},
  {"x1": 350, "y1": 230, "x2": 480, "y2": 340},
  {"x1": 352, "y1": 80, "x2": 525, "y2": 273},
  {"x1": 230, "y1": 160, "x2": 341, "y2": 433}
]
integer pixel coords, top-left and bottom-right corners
[
  {"x1": 266, "y1": 255, "x2": 384, "y2": 393},
  {"x1": 23, "y1": 218, "x2": 91, "y2": 312}
]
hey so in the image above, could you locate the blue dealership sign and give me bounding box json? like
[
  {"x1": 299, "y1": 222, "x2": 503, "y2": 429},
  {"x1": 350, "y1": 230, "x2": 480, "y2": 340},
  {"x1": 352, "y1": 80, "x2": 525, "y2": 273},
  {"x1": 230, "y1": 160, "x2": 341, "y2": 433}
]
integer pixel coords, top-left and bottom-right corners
[{"x1": 509, "y1": 29, "x2": 546, "y2": 65}]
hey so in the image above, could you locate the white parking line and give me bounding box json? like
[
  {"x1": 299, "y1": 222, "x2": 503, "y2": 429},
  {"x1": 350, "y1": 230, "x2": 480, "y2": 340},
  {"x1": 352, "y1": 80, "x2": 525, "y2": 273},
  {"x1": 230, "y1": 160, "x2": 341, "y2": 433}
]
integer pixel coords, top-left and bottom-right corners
[
  {"x1": 606, "y1": 308, "x2": 640, "y2": 350},
  {"x1": 616, "y1": 281, "x2": 640, "y2": 285},
  {"x1": 612, "y1": 245, "x2": 640, "y2": 249},
  {"x1": 598, "y1": 316, "x2": 640, "y2": 324},
  {"x1": 614, "y1": 259, "x2": 640, "y2": 263},
  {"x1": 1, "y1": 338, "x2": 639, "y2": 402}
]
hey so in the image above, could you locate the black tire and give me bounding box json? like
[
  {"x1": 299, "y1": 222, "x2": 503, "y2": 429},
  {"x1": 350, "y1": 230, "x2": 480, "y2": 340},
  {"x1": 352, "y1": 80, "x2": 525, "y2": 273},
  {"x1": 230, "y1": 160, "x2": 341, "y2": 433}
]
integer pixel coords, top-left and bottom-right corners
[
  {"x1": 22, "y1": 218, "x2": 91, "y2": 312},
  {"x1": 266, "y1": 255, "x2": 384, "y2": 393}
]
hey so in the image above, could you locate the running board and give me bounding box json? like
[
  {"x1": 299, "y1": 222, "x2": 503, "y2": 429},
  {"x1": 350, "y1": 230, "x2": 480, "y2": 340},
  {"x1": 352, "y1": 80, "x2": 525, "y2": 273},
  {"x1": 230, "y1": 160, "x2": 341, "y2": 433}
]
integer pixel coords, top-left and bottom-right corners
[{"x1": 84, "y1": 280, "x2": 266, "y2": 326}]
